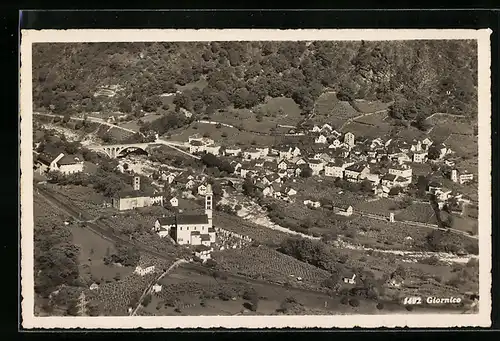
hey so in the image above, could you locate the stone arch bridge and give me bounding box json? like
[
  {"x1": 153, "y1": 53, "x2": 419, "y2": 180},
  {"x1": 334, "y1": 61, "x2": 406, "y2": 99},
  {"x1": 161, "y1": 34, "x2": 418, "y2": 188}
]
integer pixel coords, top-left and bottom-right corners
[{"x1": 88, "y1": 143, "x2": 155, "y2": 159}]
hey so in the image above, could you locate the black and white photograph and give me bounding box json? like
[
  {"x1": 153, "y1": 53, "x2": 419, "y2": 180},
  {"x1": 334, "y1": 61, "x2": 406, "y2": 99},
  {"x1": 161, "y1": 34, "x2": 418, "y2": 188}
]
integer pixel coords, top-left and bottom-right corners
[{"x1": 20, "y1": 29, "x2": 492, "y2": 329}]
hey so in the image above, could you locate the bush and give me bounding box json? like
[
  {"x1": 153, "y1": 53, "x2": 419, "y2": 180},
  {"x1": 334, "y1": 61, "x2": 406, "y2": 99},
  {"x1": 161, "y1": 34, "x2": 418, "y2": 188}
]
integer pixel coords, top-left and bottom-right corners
[
  {"x1": 349, "y1": 298, "x2": 360, "y2": 307},
  {"x1": 340, "y1": 296, "x2": 349, "y2": 305},
  {"x1": 376, "y1": 302, "x2": 384, "y2": 310}
]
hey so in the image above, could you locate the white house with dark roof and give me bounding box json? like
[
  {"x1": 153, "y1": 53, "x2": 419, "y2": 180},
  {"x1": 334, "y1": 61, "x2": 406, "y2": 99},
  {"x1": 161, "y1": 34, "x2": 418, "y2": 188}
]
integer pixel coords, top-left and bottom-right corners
[
  {"x1": 388, "y1": 163, "x2": 413, "y2": 181},
  {"x1": 314, "y1": 134, "x2": 328, "y2": 144},
  {"x1": 333, "y1": 204, "x2": 353, "y2": 216},
  {"x1": 344, "y1": 163, "x2": 370, "y2": 182},
  {"x1": 328, "y1": 139, "x2": 342, "y2": 149},
  {"x1": 225, "y1": 146, "x2": 242, "y2": 157},
  {"x1": 38, "y1": 148, "x2": 84, "y2": 175}
]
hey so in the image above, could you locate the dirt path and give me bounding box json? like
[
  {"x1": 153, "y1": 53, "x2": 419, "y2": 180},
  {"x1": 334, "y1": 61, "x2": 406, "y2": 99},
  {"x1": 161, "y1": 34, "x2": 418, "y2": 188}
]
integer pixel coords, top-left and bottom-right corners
[
  {"x1": 339, "y1": 108, "x2": 388, "y2": 131},
  {"x1": 34, "y1": 112, "x2": 139, "y2": 135},
  {"x1": 130, "y1": 259, "x2": 188, "y2": 316}
]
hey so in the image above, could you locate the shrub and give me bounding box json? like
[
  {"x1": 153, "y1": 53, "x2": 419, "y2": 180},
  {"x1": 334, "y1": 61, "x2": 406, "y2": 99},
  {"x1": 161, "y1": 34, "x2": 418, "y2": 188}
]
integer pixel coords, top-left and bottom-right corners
[
  {"x1": 340, "y1": 296, "x2": 349, "y2": 305},
  {"x1": 376, "y1": 302, "x2": 384, "y2": 310},
  {"x1": 349, "y1": 298, "x2": 360, "y2": 307}
]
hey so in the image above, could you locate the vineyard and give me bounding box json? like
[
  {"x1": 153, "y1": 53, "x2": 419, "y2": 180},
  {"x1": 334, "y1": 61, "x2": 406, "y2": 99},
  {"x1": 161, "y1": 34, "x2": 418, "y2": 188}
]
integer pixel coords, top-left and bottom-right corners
[
  {"x1": 395, "y1": 203, "x2": 438, "y2": 224},
  {"x1": 212, "y1": 245, "x2": 331, "y2": 290},
  {"x1": 34, "y1": 192, "x2": 71, "y2": 229},
  {"x1": 214, "y1": 212, "x2": 290, "y2": 246},
  {"x1": 313, "y1": 95, "x2": 360, "y2": 127},
  {"x1": 90, "y1": 254, "x2": 174, "y2": 315}
]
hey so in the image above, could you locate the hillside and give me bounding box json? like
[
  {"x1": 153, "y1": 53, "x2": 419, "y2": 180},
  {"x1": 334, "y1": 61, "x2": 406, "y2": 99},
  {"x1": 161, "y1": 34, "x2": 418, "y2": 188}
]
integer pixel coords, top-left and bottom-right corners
[{"x1": 32, "y1": 40, "x2": 478, "y2": 132}]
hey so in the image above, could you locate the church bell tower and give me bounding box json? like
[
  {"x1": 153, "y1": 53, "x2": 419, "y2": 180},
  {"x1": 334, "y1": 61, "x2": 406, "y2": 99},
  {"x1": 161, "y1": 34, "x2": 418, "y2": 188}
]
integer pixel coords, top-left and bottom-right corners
[{"x1": 205, "y1": 184, "x2": 213, "y2": 227}]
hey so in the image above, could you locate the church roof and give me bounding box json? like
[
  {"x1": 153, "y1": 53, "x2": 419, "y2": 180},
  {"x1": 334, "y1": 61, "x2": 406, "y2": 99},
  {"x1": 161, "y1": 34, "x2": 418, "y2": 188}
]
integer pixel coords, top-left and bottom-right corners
[{"x1": 177, "y1": 214, "x2": 209, "y2": 225}]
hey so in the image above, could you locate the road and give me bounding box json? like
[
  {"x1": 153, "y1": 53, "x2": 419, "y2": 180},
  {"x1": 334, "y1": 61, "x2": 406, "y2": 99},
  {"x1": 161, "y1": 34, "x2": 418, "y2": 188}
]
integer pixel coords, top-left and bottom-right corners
[
  {"x1": 356, "y1": 211, "x2": 478, "y2": 240},
  {"x1": 130, "y1": 259, "x2": 188, "y2": 316},
  {"x1": 33, "y1": 112, "x2": 140, "y2": 135},
  {"x1": 154, "y1": 139, "x2": 200, "y2": 160}
]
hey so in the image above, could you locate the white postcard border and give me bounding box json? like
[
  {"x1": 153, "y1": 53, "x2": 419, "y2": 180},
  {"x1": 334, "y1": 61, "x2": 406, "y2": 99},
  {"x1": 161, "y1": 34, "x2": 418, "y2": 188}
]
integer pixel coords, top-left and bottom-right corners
[{"x1": 20, "y1": 29, "x2": 492, "y2": 329}]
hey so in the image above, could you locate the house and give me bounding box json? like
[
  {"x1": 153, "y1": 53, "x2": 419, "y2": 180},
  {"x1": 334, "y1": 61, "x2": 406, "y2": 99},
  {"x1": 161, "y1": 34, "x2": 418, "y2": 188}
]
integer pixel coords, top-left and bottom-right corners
[
  {"x1": 451, "y1": 169, "x2": 474, "y2": 184},
  {"x1": 410, "y1": 140, "x2": 423, "y2": 152},
  {"x1": 428, "y1": 181, "x2": 443, "y2": 194},
  {"x1": 310, "y1": 125, "x2": 322, "y2": 133},
  {"x1": 89, "y1": 283, "x2": 99, "y2": 291},
  {"x1": 380, "y1": 174, "x2": 410, "y2": 188},
  {"x1": 360, "y1": 172, "x2": 380, "y2": 186},
  {"x1": 263, "y1": 160, "x2": 277, "y2": 170},
  {"x1": 374, "y1": 184, "x2": 390, "y2": 198},
  {"x1": 330, "y1": 130, "x2": 342, "y2": 139},
  {"x1": 314, "y1": 134, "x2": 328, "y2": 144},
  {"x1": 328, "y1": 139, "x2": 342, "y2": 149},
  {"x1": 436, "y1": 143, "x2": 453, "y2": 159},
  {"x1": 262, "y1": 186, "x2": 274, "y2": 197},
  {"x1": 278, "y1": 169, "x2": 289, "y2": 178},
  {"x1": 434, "y1": 188, "x2": 453, "y2": 202},
  {"x1": 204, "y1": 144, "x2": 222, "y2": 156},
  {"x1": 284, "y1": 187, "x2": 297, "y2": 197},
  {"x1": 412, "y1": 151, "x2": 428, "y2": 163},
  {"x1": 308, "y1": 159, "x2": 325, "y2": 176},
  {"x1": 263, "y1": 173, "x2": 281, "y2": 185},
  {"x1": 153, "y1": 217, "x2": 176, "y2": 238},
  {"x1": 324, "y1": 159, "x2": 346, "y2": 178},
  {"x1": 243, "y1": 148, "x2": 261, "y2": 160},
  {"x1": 277, "y1": 160, "x2": 289, "y2": 170},
  {"x1": 198, "y1": 184, "x2": 208, "y2": 196},
  {"x1": 256, "y1": 147, "x2": 270, "y2": 158},
  {"x1": 321, "y1": 123, "x2": 333, "y2": 132},
  {"x1": 294, "y1": 157, "x2": 307, "y2": 165},
  {"x1": 388, "y1": 164, "x2": 413, "y2": 181},
  {"x1": 334, "y1": 204, "x2": 353, "y2": 216},
  {"x1": 157, "y1": 185, "x2": 216, "y2": 246},
  {"x1": 230, "y1": 161, "x2": 242, "y2": 173},
  {"x1": 304, "y1": 199, "x2": 321, "y2": 208},
  {"x1": 314, "y1": 152, "x2": 333, "y2": 163},
  {"x1": 152, "y1": 284, "x2": 162, "y2": 293},
  {"x1": 194, "y1": 245, "x2": 213, "y2": 262},
  {"x1": 134, "y1": 265, "x2": 155, "y2": 276},
  {"x1": 344, "y1": 163, "x2": 370, "y2": 182},
  {"x1": 343, "y1": 273, "x2": 356, "y2": 285},
  {"x1": 112, "y1": 188, "x2": 164, "y2": 211},
  {"x1": 185, "y1": 179, "x2": 196, "y2": 190},
  {"x1": 422, "y1": 137, "x2": 433, "y2": 148},
  {"x1": 344, "y1": 132, "x2": 355, "y2": 148},
  {"x1": 169, "y1": 197, "x2": 179, "y2": 207},
  {"x1": 225, "y1": 146, "x2": 242, "y2": 157},
  {"x1": 370, "y1": 138, "x2": 384, "y2": 150},
  {"x1": 38, "y1": 148, "x2": 85, "y2": 175},
  {"x1": 278, "y1": 146, "x2": 301, "y2": 160},
  {"x1": 189, "y1": 140, "x2": 206, "y2": 154}
]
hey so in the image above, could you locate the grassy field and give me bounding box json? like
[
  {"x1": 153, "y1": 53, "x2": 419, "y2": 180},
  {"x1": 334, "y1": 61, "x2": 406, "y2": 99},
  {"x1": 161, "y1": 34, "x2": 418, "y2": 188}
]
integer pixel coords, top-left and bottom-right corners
[
  {"x1": 350, "y1": 99, "x2": 392, "y2": 113},
  {"x1": 166, "y1": 121, "x2": 276, "y2": 147},
  {"x1": 340, "y1": 119, "x2": 392, "y2": 139},
  {"x1": 313, "y1": 97, "x2": 360, "y2": 128},
  {"x1": 354, "y1": 198, "x2": 400, "y2": 215}
]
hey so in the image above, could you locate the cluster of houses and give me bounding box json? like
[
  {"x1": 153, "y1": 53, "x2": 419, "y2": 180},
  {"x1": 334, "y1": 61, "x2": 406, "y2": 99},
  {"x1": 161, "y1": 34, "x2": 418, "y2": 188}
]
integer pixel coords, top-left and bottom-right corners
[{"x1": 182, "y1": 127, "x2": 474, "y2": 206}]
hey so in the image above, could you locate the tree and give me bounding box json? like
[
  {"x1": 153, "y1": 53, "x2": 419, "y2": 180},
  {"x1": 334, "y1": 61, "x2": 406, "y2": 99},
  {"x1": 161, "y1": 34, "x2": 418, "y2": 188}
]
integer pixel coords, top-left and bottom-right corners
[
  {"x1": 427, "y1": 145, "x2": 441, "y2": 160},
  {"x1": 142, "y1": 294, "x2": 152, "y2": 307},
  {"x1": 300, "y1": 167, "x2": 313, "y2": 178},
  {"x1": 118, "y1": 97, "x2": 133, "y2": 113}
]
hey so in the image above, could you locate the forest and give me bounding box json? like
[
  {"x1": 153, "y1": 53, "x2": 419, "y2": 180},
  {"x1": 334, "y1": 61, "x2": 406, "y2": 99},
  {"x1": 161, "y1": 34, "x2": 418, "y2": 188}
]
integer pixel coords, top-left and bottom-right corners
[{"x1": 32, "y1": 40, "x2": 478, "y2": 130}]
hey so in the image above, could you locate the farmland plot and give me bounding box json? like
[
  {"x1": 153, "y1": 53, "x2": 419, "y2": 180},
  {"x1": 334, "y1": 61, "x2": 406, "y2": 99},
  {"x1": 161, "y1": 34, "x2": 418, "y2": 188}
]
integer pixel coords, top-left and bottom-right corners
[
  {"x1": 350, "y1": 99, "x2": 391, "y2": 113},
  {"x1": 354, "y1": 198, "x2": 399, "y2": 215},
  {"x1": 212, "y1": 246, "x2": 331, "y2": 290},
  {"x1": 395, "y1": 203, "x2": 438, "y2": 224}
]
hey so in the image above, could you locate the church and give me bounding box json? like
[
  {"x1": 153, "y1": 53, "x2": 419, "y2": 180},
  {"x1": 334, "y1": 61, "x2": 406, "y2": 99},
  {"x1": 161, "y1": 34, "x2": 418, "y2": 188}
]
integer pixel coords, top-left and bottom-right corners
[{"x1": 153, "y1": 184, "x2": 216, "y2": 246}]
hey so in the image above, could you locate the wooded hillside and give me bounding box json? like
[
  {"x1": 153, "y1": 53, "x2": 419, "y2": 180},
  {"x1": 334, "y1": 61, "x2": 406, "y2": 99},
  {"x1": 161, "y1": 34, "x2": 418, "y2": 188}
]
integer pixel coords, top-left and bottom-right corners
[{"x1": 32, "y1": 40, "x2": 478, "y2": 125}]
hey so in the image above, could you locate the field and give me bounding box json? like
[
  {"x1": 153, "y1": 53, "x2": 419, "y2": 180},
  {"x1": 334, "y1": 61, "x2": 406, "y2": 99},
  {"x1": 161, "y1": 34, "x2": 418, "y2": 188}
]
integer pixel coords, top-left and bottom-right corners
[
  {"x1": 166, "y1": 121, "x2": 276, "y2": 147},
  {"x1": 395, "y1": 203, "x2": 438, "y2": 224},
  {"x1": 450, "y1": 215, "x2": 478, "y2": 235},
  {"x1": 313, "y1": 95, "x2": 360, "y2": 127},
  {"x1": 350, "y1": 99, "x2": 392, "y2": 114},
  {"x1": 340, "y1": 119, "x2": 391, "y2": 139},
  {"x1": 70, "y1": 224, "x2": 134, "y2": 286},
  {"x1": 354, "y1": 198, "x2": 399, "y2": 215},
  {"x1": 139, "y1": 263, "x2": 405, "y2": 316},
  {"x1": 214, "y1": 211, "x2": 291, "y2": 246},
  {"x1": 293, "y1": 177, "x2": 368, "y2": 205}
]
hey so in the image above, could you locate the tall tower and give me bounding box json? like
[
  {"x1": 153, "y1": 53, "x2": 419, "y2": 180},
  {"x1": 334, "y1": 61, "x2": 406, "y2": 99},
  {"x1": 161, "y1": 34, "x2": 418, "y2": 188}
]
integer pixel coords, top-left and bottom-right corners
[
  {"x1": 205, "y1": 184, "x2": 213, "y2": 227},
  {"x1": 344, "y1": 132, "x2": 355, "y2": 148},
  {"x1": 133, "y1": 176, "x2": 141, "y2": 191},
  {"x1": 450, "y1": 169, "x2": 458, "y2": 183}
]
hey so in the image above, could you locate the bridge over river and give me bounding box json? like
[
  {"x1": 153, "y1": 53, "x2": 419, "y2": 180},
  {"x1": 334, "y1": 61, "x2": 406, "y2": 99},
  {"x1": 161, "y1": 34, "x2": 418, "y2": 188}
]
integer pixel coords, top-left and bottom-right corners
[{"x1": 87, "y1": 139, "x2": 197, "y2": 159}]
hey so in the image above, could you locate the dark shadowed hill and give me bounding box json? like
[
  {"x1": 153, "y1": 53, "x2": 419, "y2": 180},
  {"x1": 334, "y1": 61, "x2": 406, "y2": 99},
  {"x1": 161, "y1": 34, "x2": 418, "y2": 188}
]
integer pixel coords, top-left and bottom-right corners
[{"x1": 32, "y1": 40, "x2": 478, "y2": 126}]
